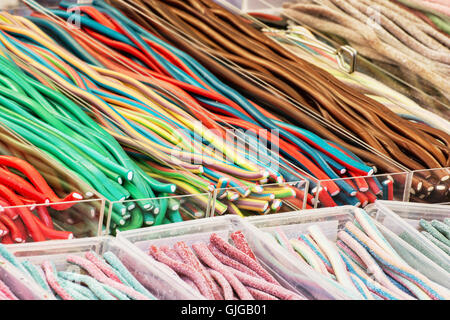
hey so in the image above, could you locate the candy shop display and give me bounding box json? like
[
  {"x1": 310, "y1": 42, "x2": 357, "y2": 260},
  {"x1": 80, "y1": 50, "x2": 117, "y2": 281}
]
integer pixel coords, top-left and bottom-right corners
[{"x1": 0, "y1": 0, "x2": 447, "y2": 301}]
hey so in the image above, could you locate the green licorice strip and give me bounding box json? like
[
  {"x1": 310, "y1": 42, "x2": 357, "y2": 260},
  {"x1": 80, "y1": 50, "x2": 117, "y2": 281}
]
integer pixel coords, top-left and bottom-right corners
[
  {"x1": 143, "y1": 212, "x2": 155, "y2": 226},
  {"x1": 110, "y1": 206, "x2": 126, "y2": 226},
  {"x1": 21, "y1": 261, "x2": 52, "y2": 293},
  {"x1": 431, "y1": 220, "x2": 450, "y2": 240},
  {"x1": 57, "y1": 272, "x2": 115, "y2": 300},
  {"x1": 60, "y1": 279, "x2": 99, "y2": 300},
  {"x1": 420, "y1": 219, "x2": 450, "y2": 247},
  {"x1": 168, "y1": 198, "x2": 180, "y2": 211},
  {"x1": 102, "y1": 283, "x2": 130, "y2": 300},
  {"x1": 154, "y1": 194, "x2": 169, "y2": 226},
  {"x1": 0, "y1": 115, "x2": 116, "y2": 200},
  {"x1": 168, "y1": 209, "x2": 183, "y2": 223},
  {"x1": 117, "y1": 207, "x2": 144, "y2": 231},
  {"x1": 102, "y1": 251, "x2": 156, "y2": 300},
  {"x1": 445, "y1": 219, "x2": 450, "y2": 227},
  {"x1": 58, "y1": 279, "x2": 89, "y2": 300},
  {"x1": 0, "y1": 245, "x2": 30, "y2": 276},
  {"x1": 123, "y1": 181, "x2": 154, "y2": 211},
  {"x1": 0, "y1": 74, "x2": 26, "y2": 95},
  {"x1": 399, "y1": 232, "x2": 450, "y2": 272},
  {"x1": 421, "y1": 232, "x2": 450, "y2": 256},
  {"x1": 0, "y1": 103, "x2": 132, "y2": 189}
]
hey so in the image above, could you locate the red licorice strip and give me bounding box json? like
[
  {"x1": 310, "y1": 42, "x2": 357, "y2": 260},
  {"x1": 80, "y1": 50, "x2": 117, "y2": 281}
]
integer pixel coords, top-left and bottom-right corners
[
  {"x1": 12, "y1": 219, "x2": 27, "y2": 243},
  {"x1": 67, "y1": 255, "x2": 148, "y2": 300},
  {"x1": 354, "y1": 192, "x2": 369, "y2": 208},
  {"x1": 364, "y1": 190, "x2": 378, "y2": 204},
  {"x1": 174, "y1": 242, "x2": 222, "y2": 300},
  {"x1": 317, "y1": 188, "x2": 338, "y2": 207},
  {"x1": 208, "y1": 269, "x2": 233, "y2": 300},
  {"x1": 208, "y1": 244, "x2": 262, "y2": 279},
  {"x1": 1, "y1": 234, "x2": 13, "y2": 244},
  {"x1": 0, "y1": 185, "x2": 45, "y2": 242},
  {"x1": 0, "y1": 168, "x2": 47, "y2": 203},
  {"x1": 191, "y1": 243, "x2": 254, "y2": 300},
  {"x1": 210, "y1": 233, "x2": 279, "y2": 285},
  {"x1": 226, "y1": 267, "x2": 302, "y2": 300},
  {"x1": 30, "y1": 215, "x2": 73, "y2": 240},
  {"x1": 230, "y1": 231, "x2": 257, "y2": 261},
  {"x1": 348, "y1": 171, "x2": 369, "y2": 192},
  {"x1": 1, "y1": 215, "x2": 22, "y2": 242},
  {"x1": 0, "y1": 280, "x2": 18, "y2": 300},
  {"x1": 246, "y1": 287, "x2": 279, "y2": 300},
  {"x1": 0, "y1": 156, "x2": 82, "y2": 210},
  {"x1": 0, "y1": 198, "x2": 18, "y2": 220},
  {"x1": 85, "y1": 252, "x2": 122, "y2": 284},
  {"x1": 36, "y1": 206, "x2": 53, "y2": 229},
  {"x1": 367, "y1": 177, "x2": 382, "y2": 195},
  {"x1": 42, "y1": 261, "x2": 74, "y2": 300},
  {"x1": 149, "y1": 245, "x2": 215, "y2": 299}
]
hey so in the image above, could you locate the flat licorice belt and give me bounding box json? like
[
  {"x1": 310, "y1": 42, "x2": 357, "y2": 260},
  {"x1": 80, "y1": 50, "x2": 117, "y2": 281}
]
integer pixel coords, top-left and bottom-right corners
[{"x1": 108, "y1": 0, "x2": 450, "y2": 193}]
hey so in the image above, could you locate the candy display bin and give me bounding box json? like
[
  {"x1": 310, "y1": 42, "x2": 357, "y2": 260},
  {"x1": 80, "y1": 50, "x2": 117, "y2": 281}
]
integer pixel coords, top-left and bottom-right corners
[
  {"x1": 0, "y1": 256, "x2": 52, "y2": 299},
  {"x1": 366, "y1": 200, "x2": 450, "y2": 284},
  {"x1": 117, "y1": 215, "x2": 350, "y2": 300},
  {"x1": 6, "y1": 236, "x2": 201, "y2": 299},
  {"x1": 247, "y1": 205, "x2": 450, "y2": 290}
]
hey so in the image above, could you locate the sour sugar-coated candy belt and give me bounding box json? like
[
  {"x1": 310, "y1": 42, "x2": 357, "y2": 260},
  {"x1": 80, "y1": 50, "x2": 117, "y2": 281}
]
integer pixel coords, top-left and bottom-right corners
[
  {"x1": 0, "y1": 244, "x2": 157, "y2": 300},
  {"x1": 270, "y1": 208, "x2": 450, "y2": 300},
  {"x1": 148, "y1": 231, "x2": 304, "y2": 300}
]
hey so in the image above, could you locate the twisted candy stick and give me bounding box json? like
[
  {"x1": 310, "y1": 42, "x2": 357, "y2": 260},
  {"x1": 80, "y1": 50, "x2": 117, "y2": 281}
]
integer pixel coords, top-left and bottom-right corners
[
  {"x1": 57, "y1": 272, "x2": 116, "y2": 300},
  {"x1": 210, "y1": 233, "x2": 279, "y2": 285},
  {"x1": 0, "y1": 279, "x2": 18, "y2": 300}
]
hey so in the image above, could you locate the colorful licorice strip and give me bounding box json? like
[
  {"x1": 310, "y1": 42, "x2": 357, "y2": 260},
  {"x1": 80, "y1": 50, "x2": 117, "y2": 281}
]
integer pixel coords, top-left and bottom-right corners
[
  {"x1": 9, "y1": 0, "x2": 394, "y2": 216},
  {"x1": 10, "y1": 249, "x2": 156, "y2": 300},
  {"x1": 270, "y1": 208, "x2": 450, "y2": 300},
  {"x1": 148, "y1": 231, "x2": 303, "y2": 300},
  {"x1": 0, "y1": 155, "x2": 77, "y2": 243},
  {"x1": 418, "y1": 219, "x2": 450, "y2": 255}
]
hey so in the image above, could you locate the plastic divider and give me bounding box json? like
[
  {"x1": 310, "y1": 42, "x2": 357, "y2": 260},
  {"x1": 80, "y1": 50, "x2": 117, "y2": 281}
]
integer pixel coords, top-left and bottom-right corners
[
  {"x1": 5, "y1": 236, "x2": 201, "y2": 299},
  {"x1": 117, "y1": 214, "x2": 351, "y2": 300}
]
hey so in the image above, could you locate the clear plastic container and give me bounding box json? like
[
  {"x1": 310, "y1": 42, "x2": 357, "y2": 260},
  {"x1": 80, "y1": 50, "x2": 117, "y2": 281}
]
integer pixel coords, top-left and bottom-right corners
[
  {"x1": 366, "y1": 201, "x2": 450, "y2": 278},
  {"x1": 0, "y1": 256, "x2": 53, "y2": 299},
  {"x1": 117, "y1": 215, "x2": 351, "y2": 300},
  {"x1": 247, "y1": 204, "x2": 450, "y2": 290},
  {"x1": 5, "y1": 236, "x2": 201, "y2": 299}
]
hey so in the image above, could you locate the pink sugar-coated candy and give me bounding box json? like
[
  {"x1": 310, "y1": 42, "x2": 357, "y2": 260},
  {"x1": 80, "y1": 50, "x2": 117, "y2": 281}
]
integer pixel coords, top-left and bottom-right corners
[
  {"x1": 67, "y1": 255, "x2": 149, "y2": 300},
  {"x1": 0, "y1": 290, "x2": 10, "y2": 300},
  {"x1": 0, "y1": 279, "x2": 18, "y2": 300},
  {"x1": 208, "y1": 243, "x2": 262, "y2": 279},
  {"x1": 230, "y1": 231, "x2": 257, "y2": 261},
  {"x1": 182, "y1": 277, "x2": 202, "y2": 295},
  {"x1": 247, "y1": 287, "x2": 279, "y2": 300},
  {"x1": 160, "y1": 246, "x2": 183, "y2": 261},
  {"x1": 149, "y1": 245, "x2": 215, "y2": 300},
  {"x1": 226, "y1": 267, "x2": 304, "y2": 300},
  {"x1": 336, "y1": 240, "x2": 367, "y2": 269},
  {"x1": 174, "y1": 241, "x2": 221, "y2": 300},
  {"x1": 42, "y1": 261, "x2": 74, "y2": 300},
  {"x1": 85, "y1": 251, "x2": 122, "y2": 284},
  {"x1": 192, "y1": 243, "x2": 254, "y2": 300},
  {"x1": 208, "y1": 269, "x2": 234, "y2": 300},
  {"x1": 210, "y1": 233, "x2": 279, "y2": 285}
]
